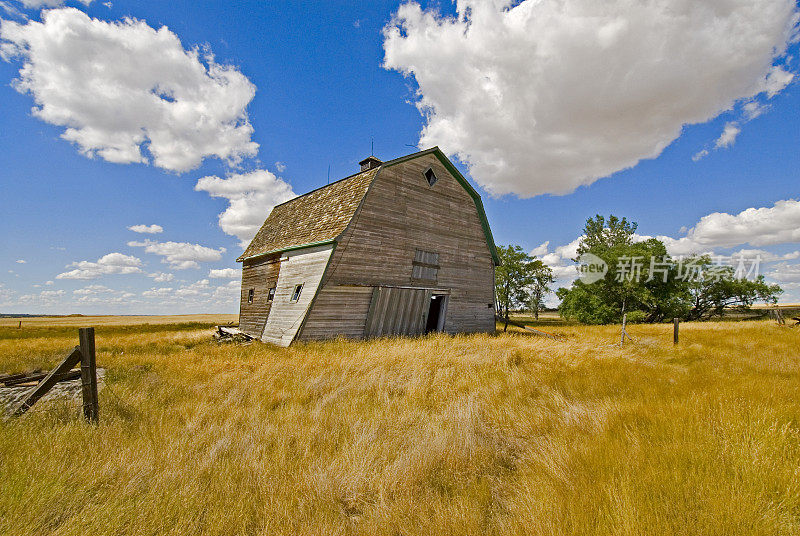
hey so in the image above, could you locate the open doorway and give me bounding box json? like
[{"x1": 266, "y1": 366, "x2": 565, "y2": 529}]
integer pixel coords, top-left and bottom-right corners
[{"x1": 425, "y1": 294, "x2": 447, "y2": 333}]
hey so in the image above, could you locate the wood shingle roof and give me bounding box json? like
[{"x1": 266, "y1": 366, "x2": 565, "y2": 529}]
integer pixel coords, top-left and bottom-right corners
[
  {"x1": 237, "y1": 147, "x2": 499, "y2": 265},
  {"x1": 237, "y1": 167, "x2": 379, "y2": 261}
]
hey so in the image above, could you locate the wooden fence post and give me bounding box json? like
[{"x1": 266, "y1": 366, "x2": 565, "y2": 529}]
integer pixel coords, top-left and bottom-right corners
[
  {"x1": 673, "y1": 318, "x2": 679, "y2": 345},
  {"x1": 79, "y1": 327, "x2": 99, "y2": 423},
  {"x1": 620, "y1": 313, "x2": 627, "y2": 346}
]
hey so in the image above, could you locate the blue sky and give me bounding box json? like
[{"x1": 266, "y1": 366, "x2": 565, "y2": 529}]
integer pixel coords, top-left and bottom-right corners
[{"x1": 1, "y1": 0, "x2": 799, "y2": 314}]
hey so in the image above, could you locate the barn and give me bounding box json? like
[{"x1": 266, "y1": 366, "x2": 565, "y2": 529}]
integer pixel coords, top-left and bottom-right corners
[{"x1": 236, "y1": 147, "x2": 499, "y2": 346}]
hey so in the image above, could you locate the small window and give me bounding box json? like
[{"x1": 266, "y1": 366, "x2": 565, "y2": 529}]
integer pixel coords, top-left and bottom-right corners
[
  {"x1": 267, "y1": 287, "x2": 276, "y2": 301},
  {"x1": 247, "y1": 288, "x2": 254, "y2": 304},
  {"x1": 414, "y1": 250, "x2": 439, "y2": 265},
  {"x1": 412, "y1": 249, "x2": 439, "y2": 281},
  {"x1": 290, "y1": 283, "x2": 304, "y2": 302},
  {"x1": 412, "y1": 264, "x2": 438, "y2": 280},
  {"x1": 424, "y1": 167, "x2": 438, "y2": 187}
]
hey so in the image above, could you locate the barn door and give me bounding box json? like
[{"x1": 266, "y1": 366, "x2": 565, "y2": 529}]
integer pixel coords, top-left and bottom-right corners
[{"x1": 364, "y1": 287, "x2": 431, "y2": 338}]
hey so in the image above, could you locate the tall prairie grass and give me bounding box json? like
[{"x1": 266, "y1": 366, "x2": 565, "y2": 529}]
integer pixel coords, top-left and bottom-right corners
[{"x1": 0, "y1": 320, "x2": 798, "y2": 535}]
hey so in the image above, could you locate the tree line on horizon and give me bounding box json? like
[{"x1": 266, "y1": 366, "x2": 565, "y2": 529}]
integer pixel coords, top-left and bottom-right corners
[{"x1": 494, "y1": 215, "x2": 782, "y2": 326}]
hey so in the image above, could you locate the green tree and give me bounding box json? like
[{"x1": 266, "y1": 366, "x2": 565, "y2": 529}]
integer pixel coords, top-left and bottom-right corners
[
  {"x1": 557, "y1": 215, "x2": 781, "y2": 324},
  {"x1": 576, "y1": 214, "x2": 637, "y2": 257},
  {"x1": 682, "y1": 256, "x2": 783, "y2": 320},
  {"x1": 495, "y1": 245, "x2": 537, "y2": 331},
  {"x1": 527, "y1": 259, "x2": 555, "y2": 320},
  {"x1": 561, "y1": 215, "x2": 686, "y2": 323},
  {"x1": 557, "y1": 284, "x2": 620, "y2": 324}
]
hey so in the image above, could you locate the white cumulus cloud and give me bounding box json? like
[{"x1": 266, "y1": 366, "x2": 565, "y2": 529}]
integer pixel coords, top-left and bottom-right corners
[
  {"x1": 0, "y1": 8, "x2": 258, "y2": 172},
  {"x1": 714, "y1": 123, "x2": 741, "y2": 149},
  {"x1": 761, "y1": 65, "x2": 795, "y2": 97},
  {"x1": 73, "y1": 284, "x2": 111, "y2": 295},
  {"x1": 694, "y1": 116, "x2": 751, "y2": 160},
  {"x1": 0, "y1": 283, "x2": 15, "y2": 306},
  {"x1": 530, "y1": 241, "x2": 549, "y2": 258},
  {"x1": 209, "y1": 268, "x2": 239, "y2": 279},
  {"x1": 147, "y1": 271, "x2": 174, "y2": 282},
  {"x1": 19, "y1": 0, "x2": 92, "y2": 8},
  {"x1": 383, "y1": 0, "x2": 799, "y2": 197},
  {"x1": 128, "y1": 239, "x2": 225, "y2": 270},
  {"x1": 195, "y1": 169, "x2": 296, "y2": 245},
  {"x1": 175, "y1": 278, "x2": 210, "y2": 297},
  {"x1": 142, "y1": 286, "x2": 174, "y2": 299},
  {"x1": 529, "y1": 238, "x2": 583, "y2": 293},
  {"x1": 659, "y1": 199, "x2": 800, "y2": 255},
  {"x1": 71, "y1": 284, "x2": 136, "y2": 305},
  {"x1": 141, "y1": 279, "x2": 239, "y2": 308},
  {"x1": 128, "y1": 224, "x2": 163, "y2": 234},
  {"x1": 56, "y1": 252, "x2": 143, "y2": 280},
  {"x1": 16, "y1": 289, "x2": 65, "y2": 306},
  {"x1": 770, "y1": 263, "x2": 800, "y2": 283}
]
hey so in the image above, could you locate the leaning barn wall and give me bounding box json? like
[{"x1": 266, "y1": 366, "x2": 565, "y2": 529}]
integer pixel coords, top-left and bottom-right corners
[{"x1": 261, "y1": 244, "x2": 334, "y2": 347}]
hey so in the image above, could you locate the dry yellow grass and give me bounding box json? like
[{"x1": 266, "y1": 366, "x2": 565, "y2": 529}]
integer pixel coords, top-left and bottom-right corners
[{"x1": 0, "y1": 320, "x2": 798, "y2": 535}]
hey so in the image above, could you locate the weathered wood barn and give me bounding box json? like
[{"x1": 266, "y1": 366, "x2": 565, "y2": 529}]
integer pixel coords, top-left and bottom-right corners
[{"x1": 236, "y1": 147, "x2": 499, "y2": 346}]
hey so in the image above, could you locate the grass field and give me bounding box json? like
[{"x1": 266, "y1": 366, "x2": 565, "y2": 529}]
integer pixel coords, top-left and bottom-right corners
[{"x1": 1, "y1": 319, "x2": 799, "y2": 535}]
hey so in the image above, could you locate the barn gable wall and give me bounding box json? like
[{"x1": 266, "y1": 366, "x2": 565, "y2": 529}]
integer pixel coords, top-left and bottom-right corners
[{"x1": 299, "y1": 153, "x2": 495, "y2": 339}]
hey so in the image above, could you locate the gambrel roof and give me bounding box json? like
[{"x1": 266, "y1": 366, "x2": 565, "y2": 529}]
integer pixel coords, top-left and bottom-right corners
[
  {"x1": 237, "y1": 168, "x2": 378, "y2": 261},
  {"x1": 237, "y1": 147, "x2": 499, "y2": 265}
]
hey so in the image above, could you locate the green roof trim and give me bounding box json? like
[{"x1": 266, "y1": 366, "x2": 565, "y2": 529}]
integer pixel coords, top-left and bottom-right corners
[
  {"x1": 238, "y1": 239, "x2": 336, "y2": 262},
  {"x1": 384, "y1": 147, "x2": 500, "y2": 266}
]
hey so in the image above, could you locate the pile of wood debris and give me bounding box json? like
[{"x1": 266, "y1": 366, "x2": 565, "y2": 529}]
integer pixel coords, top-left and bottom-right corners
[
  {"x1": 0, "y1": 369, "x2": 105, "y2": 414},
  {"x1": 213, "y1": 326, "x2": 254, "y2": 344},
  {"x1": 1, "y1": 369, "x2": 80, "y2": 387}
]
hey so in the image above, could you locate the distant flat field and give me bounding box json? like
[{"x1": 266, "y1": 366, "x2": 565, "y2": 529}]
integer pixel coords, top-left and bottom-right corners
[{"x1": 0, "y1": 314, "x2": 239, "y2": 328}]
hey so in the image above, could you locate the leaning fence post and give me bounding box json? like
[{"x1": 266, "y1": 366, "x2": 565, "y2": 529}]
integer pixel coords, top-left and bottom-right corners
[
  {"x1": 78, "y1": 327, "x2": 99, "y2": 423},
  {"x1": 11, "y1": 346, "x2": 82, "y2": 416},
  {"x1": 673, "y1": 318, "x2": 679, "y2": 345}
]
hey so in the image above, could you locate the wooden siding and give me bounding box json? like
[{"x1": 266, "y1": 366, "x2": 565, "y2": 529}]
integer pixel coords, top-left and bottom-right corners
[
  {"x1": 261, "y1": 244, "x2": 333, "y2": 346},
  {"x1": 317, "y1": 153, "x2": 496, "y2": 336},
  {"x1": 239, "y1": 256, "x2": 280, "y2": 338},
  {"x1": 364, "y1": 286, "x2": 431, "y2": 337},
  {"x1": 297, "y1": 285, "x2": 374, "y2": 340}
]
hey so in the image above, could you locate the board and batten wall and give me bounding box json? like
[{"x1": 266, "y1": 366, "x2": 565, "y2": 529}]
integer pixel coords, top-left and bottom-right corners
[
  {"x1": 298, "y1": 153, "x2": 496, "y2": 340},
  {"x1": 239, "y1": 255, "x2": 280, "y2": 338},
  {"x1": 260, "y1": 244, "x2": 334, "y2": 346},
  {"x1": 297, "y1": 285, "x2": 374, "y2": 341}
]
